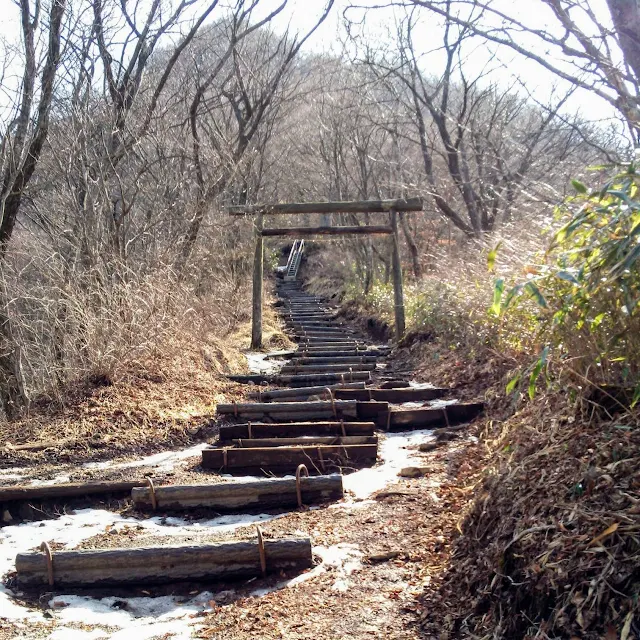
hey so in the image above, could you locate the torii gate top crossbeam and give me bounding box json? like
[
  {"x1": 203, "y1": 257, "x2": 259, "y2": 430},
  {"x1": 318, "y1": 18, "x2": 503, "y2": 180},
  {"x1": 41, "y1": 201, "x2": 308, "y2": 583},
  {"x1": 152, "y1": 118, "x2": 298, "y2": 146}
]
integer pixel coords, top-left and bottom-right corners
[{"x1": 228, "y1": 197, "x2": 423, "y2": 216}]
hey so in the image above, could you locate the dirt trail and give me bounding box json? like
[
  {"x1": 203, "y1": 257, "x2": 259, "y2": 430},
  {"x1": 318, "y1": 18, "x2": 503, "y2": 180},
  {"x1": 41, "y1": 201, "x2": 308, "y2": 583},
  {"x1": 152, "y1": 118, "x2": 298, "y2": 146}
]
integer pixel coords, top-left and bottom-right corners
[{"x1": 0, "y1": 280, "x2": 487, "y2": 640}]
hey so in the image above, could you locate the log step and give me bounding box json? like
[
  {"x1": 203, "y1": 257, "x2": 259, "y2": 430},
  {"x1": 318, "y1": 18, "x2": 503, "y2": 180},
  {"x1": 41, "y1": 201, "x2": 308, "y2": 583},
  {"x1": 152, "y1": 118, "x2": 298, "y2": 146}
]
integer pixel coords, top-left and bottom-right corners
[
  {"x1": 16, "y1": 537, "x2": 312, "y2": 588},
  {"x1": 226, "y1": 371, "x2": 372, "y2": 386},
  {"x1": 290, "y1": 348, "x2": 388, "y2": 362},
  {"x1": 0, "y1": 480, "x2": 148, "y2": 503},
  {"x1": 230, "y1": 435, "x2": 378, "y2": 447},
  {"x1": 289, "y1": 356, "x2": 378, "y2": 365},
  {"x1": 202, "y1": 444, "x2": 378, "y2": 474},
  {"x1": 297, "y1": 348, "x2": 389, "y2": 356},
  {"x1": 216, "y1": 399, "x2": 360, "y2": 422},
  {"x1": 132, "y1": 475, "x2": 344, "y2": 511},
  {"x1": 248, "y1": 382, "x2": 366, "y2": 401},
  {"x1": 388, "y1": 402, "x2": 484, "y2": 430},
  {"x1": 219, "y1": 421, "x2": 376, "y2": 442},
  {"x1": 333, "y1": 387, "x2": 448, "y2": 402},
  {"x1": 280, "y1": 363, "x2": 376, "y2": 374}
]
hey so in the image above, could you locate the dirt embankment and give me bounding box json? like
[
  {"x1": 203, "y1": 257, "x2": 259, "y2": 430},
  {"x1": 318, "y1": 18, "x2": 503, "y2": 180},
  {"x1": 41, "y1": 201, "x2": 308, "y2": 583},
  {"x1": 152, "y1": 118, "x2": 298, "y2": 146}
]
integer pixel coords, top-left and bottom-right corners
[{"x1": 393, "y1": 337, "x2": 640, "y2": 640}]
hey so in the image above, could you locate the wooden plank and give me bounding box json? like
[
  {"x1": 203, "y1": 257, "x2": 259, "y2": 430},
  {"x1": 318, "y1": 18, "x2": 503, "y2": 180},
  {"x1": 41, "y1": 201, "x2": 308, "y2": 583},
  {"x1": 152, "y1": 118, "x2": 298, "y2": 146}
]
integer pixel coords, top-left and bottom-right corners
[
  {"x1": 132, "y1": 475, "x2": 344, "y2": 510},
  {"x1": 389, "y1": 402, "x2": 484, "y2": 430},
  {"x1": 228, "y1": 197, "x2": 424, "y2": 215},
  {"x1": 16, "y1": 538, "x2": 312, "y2": 588},
  {"x1": 217, "y1": 399, "x2": 358, "y2": 414},
  {"x1": 219, "y1": 421, "x2": 376, "y2": 441},
  {"x1": 334, "y1": 387, "x2": 448, "y2": 402},
  {"x1": 279, "y1": 364, "x2": 376, "y2": 374},
  {"x1": 202, "y1": 444, "x2": 378, "y2": 473},
  {"x1": 298, "y1": 347, "x2": 389, "y2": 355},
  {"x1": 216, "y1": 399, "x2": 360, "y2": 422},
  {"x1": 0, "y1": 480, "x2": 147, "y2": 503},
  {"x1": 231, "y1": 436, "x2": 378, "y2": 447},
  {"x1": 356, "y1": 401, "x2": 390, "y2": 425},
  {"x1": 226, "y1": 371, "x2": 371, "y2": 386},
  {"x1": 291, "y1": 349, "x2": 387, "y2": 358},
  {"x1": 262, "y1": 226, "x2": 393, "y2": 237},
  {"x1": 248, "y1": 382, "x2": 366, "y2": 401},
  {"x1": 290, "y1": 356, "x2": 377, "y2": 365}
]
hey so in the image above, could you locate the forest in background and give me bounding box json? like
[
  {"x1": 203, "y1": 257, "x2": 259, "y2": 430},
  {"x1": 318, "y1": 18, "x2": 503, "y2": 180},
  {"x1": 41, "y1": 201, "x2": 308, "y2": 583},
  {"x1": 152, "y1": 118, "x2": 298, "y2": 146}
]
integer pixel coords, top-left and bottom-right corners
[{"x1": 0, "y1": 0, "x2": 638, "y2": 417}]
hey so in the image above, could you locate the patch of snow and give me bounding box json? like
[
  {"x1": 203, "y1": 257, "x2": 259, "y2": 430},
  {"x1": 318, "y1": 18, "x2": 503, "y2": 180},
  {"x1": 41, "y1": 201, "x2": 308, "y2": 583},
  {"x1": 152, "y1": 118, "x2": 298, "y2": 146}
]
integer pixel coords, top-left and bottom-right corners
[
  {"x1": 251, "y1": 543, "x2": 363, "y2": 597},
  {"x1": 49, "y1": 592, "x2": 211, "y2": 639},
  {"x1": 428, "y1": 398, "x2": 459, "y2": 409},
  {"x1": 342, "y1": 429, "x2": 435, "y2": 499},
  {"x1": 83, "y1": 443, "x2": 206, "y2": 472},
  {"x1": 408, "y1": 381, "x2": 438, "y2": 389},
  {"x1": 119, "y1": 512, "x2": 278, "y2": 537},
  {"x1": 245, "y1": 351, "x2": 286, "y2": 375},
  {"x1": 28, "y1": 474, "x2": 72, "y2": 487},
  {"x1": 0, "y1": 466, "x2": 29, "y2": 481},
  {"x1": 0, "y1": 507, "x2": 277, "y2": 633}
]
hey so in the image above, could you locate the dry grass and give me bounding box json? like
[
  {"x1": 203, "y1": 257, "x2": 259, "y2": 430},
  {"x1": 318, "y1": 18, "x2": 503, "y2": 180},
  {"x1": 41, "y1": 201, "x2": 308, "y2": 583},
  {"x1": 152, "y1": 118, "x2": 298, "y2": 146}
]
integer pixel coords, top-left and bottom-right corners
[{"x1": 0, "y1": 272, "x2": 292, "y2": 466}]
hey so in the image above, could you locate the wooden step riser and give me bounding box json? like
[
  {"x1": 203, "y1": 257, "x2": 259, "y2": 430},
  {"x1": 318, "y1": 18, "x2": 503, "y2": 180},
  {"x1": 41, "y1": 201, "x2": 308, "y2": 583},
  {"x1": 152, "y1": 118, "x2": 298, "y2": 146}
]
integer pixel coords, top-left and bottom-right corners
[
  {"x1": 230, "y1": 436, "x2": 378, "y2": 447},
  {"x1": 280, "y1": 365, "x2": 376, "y2": 374},
  {"x1": 388, "y1": 403, "x2": 484, "y2": 430},
  {"x1": 226, "y1": 372, "x2": 372, "y2": 385},
  {"x1": 202, "y1": 444, "x2": 378, "y2": 474},
  {"x1": 16, "y1": 539, "x2": 312, "y2": 588},
  {"x1": 291, "y1": 350, "x2": 388, "y2": 357},
  {"x1": 334, "y1": 388, "x2": 449, "y2": 402},
  {"x1": 248, "y1": 382, "x2": 366, "y2": 401},
  {"x1": 288, "y1": 357, "x2": 378, "y2": 365},
  {"x1": 132, "y1": 476, "x2": 344, "y2": 511},
  {"x1": 219, "y1": 422, "x2": 376, "y2": 441}
]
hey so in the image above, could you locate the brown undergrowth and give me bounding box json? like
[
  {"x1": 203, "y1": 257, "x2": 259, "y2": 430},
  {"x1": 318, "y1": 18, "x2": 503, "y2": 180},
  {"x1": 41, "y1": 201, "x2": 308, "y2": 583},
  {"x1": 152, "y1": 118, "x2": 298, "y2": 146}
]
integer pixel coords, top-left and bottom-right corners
[
  {"x1": 394, "y1": 337, "x2": 640, "y2": 639},
  {"x1": 0, "y1": 299, "x2": 292, "y2": 470}
]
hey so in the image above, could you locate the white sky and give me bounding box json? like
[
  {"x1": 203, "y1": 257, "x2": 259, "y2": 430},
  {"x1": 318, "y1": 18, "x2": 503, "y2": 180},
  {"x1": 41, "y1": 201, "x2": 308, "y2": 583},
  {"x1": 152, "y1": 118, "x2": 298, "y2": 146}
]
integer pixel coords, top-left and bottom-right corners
[{"x1": 0, "y1": 0, "x2": 626, "y2": 135}]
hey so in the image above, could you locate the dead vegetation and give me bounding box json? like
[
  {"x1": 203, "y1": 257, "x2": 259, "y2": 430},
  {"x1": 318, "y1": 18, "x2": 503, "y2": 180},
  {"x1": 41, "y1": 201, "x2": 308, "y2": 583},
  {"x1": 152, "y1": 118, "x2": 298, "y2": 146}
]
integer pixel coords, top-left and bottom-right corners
[
  {"x1": 0, "y1": 288, "x2": 292, "y2": 469},
  {"x1": 421, "y1": 389, "x2": 640, "y2": 639}
]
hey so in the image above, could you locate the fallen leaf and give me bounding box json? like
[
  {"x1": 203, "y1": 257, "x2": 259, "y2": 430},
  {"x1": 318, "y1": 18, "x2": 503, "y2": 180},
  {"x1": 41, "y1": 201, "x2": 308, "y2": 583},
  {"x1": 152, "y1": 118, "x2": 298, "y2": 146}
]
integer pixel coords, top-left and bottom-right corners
[
  {"x1": 589, "y1": 522, "x2": 619, "y2": 546},
  {"x1": 621, "y1": 611, "x2": 634, "y2": 640}
]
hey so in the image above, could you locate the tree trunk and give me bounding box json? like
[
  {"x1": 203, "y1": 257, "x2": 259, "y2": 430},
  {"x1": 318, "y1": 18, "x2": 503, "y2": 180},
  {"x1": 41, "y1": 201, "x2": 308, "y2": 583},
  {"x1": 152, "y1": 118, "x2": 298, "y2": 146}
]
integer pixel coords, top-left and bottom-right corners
[{"x1": 607, "y1": 0, "x2": 640, "y2": 87}]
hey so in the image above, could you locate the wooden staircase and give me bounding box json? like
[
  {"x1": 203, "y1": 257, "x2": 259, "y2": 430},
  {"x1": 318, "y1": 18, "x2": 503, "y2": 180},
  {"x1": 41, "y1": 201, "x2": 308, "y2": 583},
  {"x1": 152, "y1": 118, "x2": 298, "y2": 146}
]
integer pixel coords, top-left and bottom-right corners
[{"x1": 284, "y1": 239, "x2": 304, "y2": 281}]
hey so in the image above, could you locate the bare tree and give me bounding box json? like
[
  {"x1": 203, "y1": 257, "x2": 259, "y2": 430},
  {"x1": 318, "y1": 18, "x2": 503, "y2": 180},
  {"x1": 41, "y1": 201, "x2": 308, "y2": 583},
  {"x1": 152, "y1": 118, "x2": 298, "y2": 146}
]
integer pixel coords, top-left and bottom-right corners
[
  {"x1": 0, "y1": 0, "x2": 66, "y2": 418},
  {"x1": 355, "y1": 8, "x2": 594, "y2": 236},
  {"x1": 387, "y1": 0, "x2": 640, "y2": 141},
  {"x1": 177, "y1": 0, "x2": 335, "y2": 272}
]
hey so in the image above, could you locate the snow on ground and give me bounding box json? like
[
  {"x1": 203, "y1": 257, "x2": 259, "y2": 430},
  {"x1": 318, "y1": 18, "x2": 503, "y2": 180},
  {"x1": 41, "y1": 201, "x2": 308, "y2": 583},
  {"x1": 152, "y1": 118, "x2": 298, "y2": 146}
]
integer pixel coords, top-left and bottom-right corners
[
  {"x1": 0, "y1": 466, "x2": 29, "y2": 482},
  {"x1": 28, "y1": 474, "x2": 72, "y2": 486},
  {"x1": 250, "y1": 542, "x2": 363, "y2": 597},
  {"x1": 245, "y1": 351, "x2": 287, "y2": 375},
  {"x1": 47, "y1": 592, "x2": 213, "y2": 640},
  {"x1": 343, "y1": 429, "x2": 435, "y2": 499},
  {"x1": 83, "y1": 443, "x2": 206, "y2": 473},
  {"x1": 0, "y1": 508, "x2": 277, "y2": 637}
]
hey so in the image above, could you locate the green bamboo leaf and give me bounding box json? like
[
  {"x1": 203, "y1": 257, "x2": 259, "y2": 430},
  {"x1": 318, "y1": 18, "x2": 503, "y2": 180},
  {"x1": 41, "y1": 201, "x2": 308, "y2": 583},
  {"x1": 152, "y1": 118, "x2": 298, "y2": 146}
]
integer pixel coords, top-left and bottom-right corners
[
  {"x1": 506, "y1": 375, "x2": 520, "y2": 394},
  {"x1": 490, "y1": 278, "x2": 504, "y2": 316},
  {"x1": 503, "y1": 284, "x2": 523, "y2": 309},
  {"x1": 525, "y1": 282, "x2": 547, "y2": 308},
  {"x1": 528, "y1": 346, "x2": 549, "y2": 400},
  {"x1": 556, "y1": 271, "x2": 579, "y2": 285},
  {"x1": 571, "y1": 179, "x2": 587, "y2": 194},
  {"x1": 487, "y1": 241, "x2": 502, "y2": 273}
]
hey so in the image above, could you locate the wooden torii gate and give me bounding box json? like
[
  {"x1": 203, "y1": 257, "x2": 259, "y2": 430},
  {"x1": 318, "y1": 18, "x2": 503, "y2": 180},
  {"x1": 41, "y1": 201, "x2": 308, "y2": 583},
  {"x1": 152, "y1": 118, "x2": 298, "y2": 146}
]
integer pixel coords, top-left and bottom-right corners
[{"x1": 228, "y1": 197, "x2": 424, "y2": 348}]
